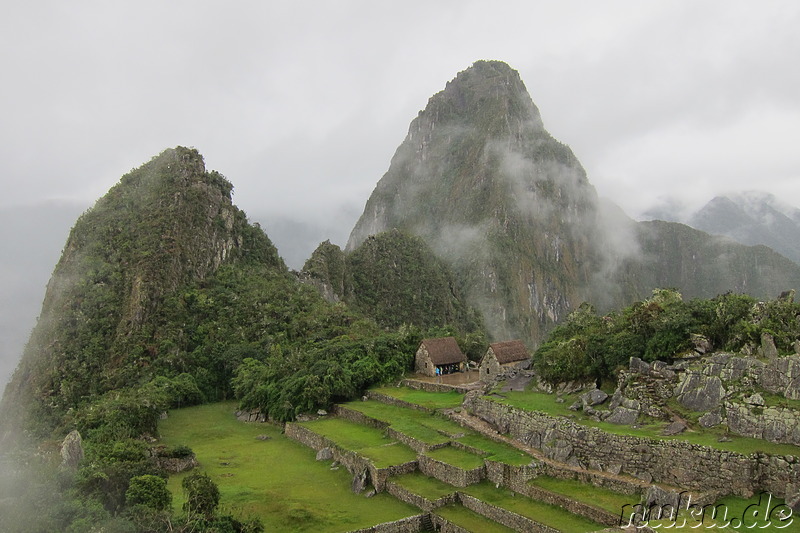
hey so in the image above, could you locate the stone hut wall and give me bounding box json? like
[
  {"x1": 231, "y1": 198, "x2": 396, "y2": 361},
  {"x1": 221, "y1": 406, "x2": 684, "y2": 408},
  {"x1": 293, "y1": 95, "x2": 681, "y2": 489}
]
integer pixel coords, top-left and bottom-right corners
[
  {"x1": 480, "y1": 351, "x2": 501, "y2": 382},
  {"x1": 464, "y1": 395, "x2": 800, "y2": 498}
]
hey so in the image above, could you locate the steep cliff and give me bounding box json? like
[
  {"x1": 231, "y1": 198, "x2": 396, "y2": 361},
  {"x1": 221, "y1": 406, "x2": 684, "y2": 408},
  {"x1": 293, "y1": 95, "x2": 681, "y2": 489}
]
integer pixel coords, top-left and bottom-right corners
[
  {"x1": 347, "y1": 61, "x2": 627, "y2": 342},
  {"x1": 346, "y1": 60, "x2": 800, "y2": 345}
]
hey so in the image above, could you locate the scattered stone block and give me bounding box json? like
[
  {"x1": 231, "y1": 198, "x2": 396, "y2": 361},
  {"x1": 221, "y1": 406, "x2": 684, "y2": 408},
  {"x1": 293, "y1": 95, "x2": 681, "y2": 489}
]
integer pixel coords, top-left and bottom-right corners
[
  {"x1": 604, "y1": 406, "x2": 639, "y2": 425},
  {"x1": 662, "y1": 421, "x2": 687, "y2": 436}
]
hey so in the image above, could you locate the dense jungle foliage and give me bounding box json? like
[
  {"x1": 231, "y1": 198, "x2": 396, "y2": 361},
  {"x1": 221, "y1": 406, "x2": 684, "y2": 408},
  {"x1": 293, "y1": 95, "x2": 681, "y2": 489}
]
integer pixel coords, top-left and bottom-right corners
[
  {"x1": 304, "y1": 230, "x2": 483, "y2": 334},
  {"x1": 534, "y1": 288, "x2": 800, "y2": 383}
]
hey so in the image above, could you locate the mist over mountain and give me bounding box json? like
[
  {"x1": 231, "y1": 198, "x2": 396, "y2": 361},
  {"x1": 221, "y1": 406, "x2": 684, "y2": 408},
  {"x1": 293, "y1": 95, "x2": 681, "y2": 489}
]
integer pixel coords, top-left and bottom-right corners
[{"x1": 346, "y1": 61, "x2": 800, "y2": 345}]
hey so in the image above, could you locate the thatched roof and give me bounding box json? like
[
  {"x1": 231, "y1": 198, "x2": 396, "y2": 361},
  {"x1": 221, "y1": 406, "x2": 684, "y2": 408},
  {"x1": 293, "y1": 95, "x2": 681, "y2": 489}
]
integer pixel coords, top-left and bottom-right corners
[
  {"x1": 419, "y1": 337, "x2": 466, "y2": 365},
  {"x1": 488, "y1": 340, "x2": 530, "y2": 364}
]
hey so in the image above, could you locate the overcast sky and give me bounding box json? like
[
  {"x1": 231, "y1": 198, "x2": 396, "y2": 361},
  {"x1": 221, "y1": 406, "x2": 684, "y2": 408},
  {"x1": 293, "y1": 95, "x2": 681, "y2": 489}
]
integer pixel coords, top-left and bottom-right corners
[{"x1": 2, "y1": 1, "x2": 800, "y2": 385}]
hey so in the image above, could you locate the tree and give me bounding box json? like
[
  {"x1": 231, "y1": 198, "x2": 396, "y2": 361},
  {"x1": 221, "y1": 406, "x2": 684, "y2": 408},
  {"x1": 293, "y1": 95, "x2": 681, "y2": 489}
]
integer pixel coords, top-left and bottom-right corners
[
  {"x1": 125, "y1": 474, "x2": 171, "y2": 511},
  {"x1": 182, "y1": 472, "x2": 220, "y2": 519}
]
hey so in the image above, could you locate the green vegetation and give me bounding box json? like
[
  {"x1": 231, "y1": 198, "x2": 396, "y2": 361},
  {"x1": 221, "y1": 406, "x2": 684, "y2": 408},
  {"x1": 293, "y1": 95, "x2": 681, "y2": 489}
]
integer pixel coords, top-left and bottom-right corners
[
  {"x1": 389, "y1": 472, "x2": 457, "y2": 501},
  {"x1": 296, "y1": 417, "x2": 417, "y2": 467},
  {"x1": 304, "y1": 230, "x2": 485, "y2": 337},
  {"x1": 343, "y1": 400, "x2": 466, "y2": 443},
  {"x1": 425, "y1": 446, "x2": 485, "y2": 470},
  {"x1": 462, "y1": 481, "x2": 602, "y2": 533},
  {"x1": 368, "y1": 386, "x2": 465, "y2": 409},
  {"x1": 491, "y1": 392, "x2": 800, "y2": 456},
  {"x1": 534, "y1": 289, "x2": 800, "y2": 384},
  {"x1": 159, "y1": 402, "x2": 417, "y2": 531},
  {"x1": 529, "y1": 475, "x2": 634, "y2": 514},
  {"x1": 435, "y1": 503, "x2": 517, "y2": 533},
  {"x1": 456, "y1": 434, "x2": 532, "y2": 466}
]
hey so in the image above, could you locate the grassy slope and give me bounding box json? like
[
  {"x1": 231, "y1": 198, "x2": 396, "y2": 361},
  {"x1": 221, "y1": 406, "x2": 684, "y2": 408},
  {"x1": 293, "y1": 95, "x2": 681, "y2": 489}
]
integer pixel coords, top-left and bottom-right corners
[
  {"x1": 493, "y1": 391, "x2": 800, "y2": 456},
  {"x1": 158, "y1": 402, "x2": 417, "y2": 532}
]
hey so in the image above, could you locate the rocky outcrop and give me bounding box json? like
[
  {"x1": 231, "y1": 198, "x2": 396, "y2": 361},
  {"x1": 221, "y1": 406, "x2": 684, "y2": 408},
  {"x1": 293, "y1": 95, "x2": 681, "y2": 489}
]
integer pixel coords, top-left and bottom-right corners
[{"x1": 59, "y1": 430, "x2": 84, "y2": 469}]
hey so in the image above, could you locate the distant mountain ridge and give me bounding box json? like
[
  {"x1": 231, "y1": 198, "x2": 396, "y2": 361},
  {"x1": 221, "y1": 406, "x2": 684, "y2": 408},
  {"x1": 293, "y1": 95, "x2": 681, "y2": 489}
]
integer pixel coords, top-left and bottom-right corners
[
  {"x1": 688, "y1": 192, "x2": 800, "y2": 264},
  {"x1": 345, "y1": 61, "x2": 800, "y2": 344}
]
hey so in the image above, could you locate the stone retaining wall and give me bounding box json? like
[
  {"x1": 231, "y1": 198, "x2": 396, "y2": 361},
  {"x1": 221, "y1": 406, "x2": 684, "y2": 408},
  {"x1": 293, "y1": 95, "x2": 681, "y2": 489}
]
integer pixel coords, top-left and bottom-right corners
[
  {"x1": 464, "y1": 395, "x2": 800, "y2": 498},
  {"x1": 418, "y1": 454, "x2": 485, "y2": 487},
  {"x1": 345, "y1": 514, "x2": 424, "y2": 533},
  {"x1": 522, "y1": 483, "x2": 620, "y2": 526},
  {"x1": 385, "y1": 481, "x2": 457, "y2": 512},
  {"x1": 284, "y1": 422, "x2": 417, "y2": 492},
  {"x1": 401, "y1": 379, "x2": 473, "y2": 394},
  {"x1": 430, "y1": 514, "x2": 471, "y2": 533},
  {"x1": 459, "y1": 493, "x2": 558, "y2": 533},
  {"x1": 536, "y1": 463, "x2": 643, "y2": 496},
  {"x1": 333, "y1": 405, "x2": 390, "y2": 430},
  {"x1": 366, "y1": 390, "x2": 434, "y2": 413}
]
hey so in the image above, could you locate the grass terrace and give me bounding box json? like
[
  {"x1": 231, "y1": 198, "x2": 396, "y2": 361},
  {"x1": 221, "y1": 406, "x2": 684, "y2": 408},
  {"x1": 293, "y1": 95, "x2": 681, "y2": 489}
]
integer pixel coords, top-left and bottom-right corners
[
  {"x1": 343, "y1": 399, "x2": 467, "y2": 444},
  {"x1": 640, "y1": 493, "x2": 791, "y2": 530},
  {"x1": 529, "y1": 475, "x2": 636, "y2": 515},
  {"x1": 158, "y1": 402, "x2": 417, "y2": 532},
  {"x1": 462, "y1": 481, "x2": 603, "y2": 533},
  {"x1": 390, "y1": 471, "x2": 457, "y2": 501},
  {"x1": 456, "y1": 433, "x2": 533, "y2": 467},
  {"x1": 491, "y1": 391, "x2": 800, "y2": 456},
  {"x1": 370, "y1": 385, "x2": 465, "y2": 409},
  {"x1": 296, "y1": 417, "x2": 417, "y2": 468},
  {"x1": 435, "y1": 503, "x2": 517, "y2": 533},
  {"x1": 425, "y1": 446, "x2": 486, "y2": 470}
]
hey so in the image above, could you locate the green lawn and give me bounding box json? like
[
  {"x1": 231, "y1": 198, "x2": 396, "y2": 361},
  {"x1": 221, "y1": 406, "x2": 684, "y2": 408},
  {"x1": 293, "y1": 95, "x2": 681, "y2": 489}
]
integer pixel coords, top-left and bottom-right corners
[
  {"x1": 492, "y1": 392, "x2": 800, "y2": 456},
  {"x1": 456, "y1": 434, "x2": 533, "y2": 467},
  {"x1": 158, "y1": 402, "x2": 418, "y2": 532},
  {"x1": 369, "y1": 386, "x2": 465, "y2": 409},
  {"x1": 425, "y1": 446, "x2": 485, "y2": 470},
  {"x1": 529, "y1": 475, "x2": 636, "y2": 515},
  {"x1": 343, "y1": 400, "x2": 467, "y2": 444},
  {"x1": 462, "y1": 481, "x2": 603, "y2": 533},
  {"x1": 435, "y1": 503, "x2": 518, "y2": 533},
  {"x1": 390, "y1": 472, "x2": 457, "y2": 501},
  {"x1": 640, "y1": 493, "x2": 791, "y2": 529},
  {"x1": 297, "y1": 417, "x2": 418, "y2": 468}
]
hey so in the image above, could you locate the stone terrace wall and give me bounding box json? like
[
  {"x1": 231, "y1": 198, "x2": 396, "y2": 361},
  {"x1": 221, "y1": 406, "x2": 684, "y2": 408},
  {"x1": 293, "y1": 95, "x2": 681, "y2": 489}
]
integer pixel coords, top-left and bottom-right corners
[
  {"x1": 464, "y1": 396, "x2": 800, "y2": 498},
  {"x1": 430, "y1": 515, "x2": 471, "y2": 533},
  {"x1": 366, "y1": 390, "x2": 434, "y2": 413},
  {"x1": 284, "y1": 423, "x2": 417, "y2": 492},
  {"x1": 459, "y1": 493, "x2": 558, "y2": 533},
  {"x1": 333, "y1": 405, "x2": 390, "y2": 430},
  {"x1": 523, "y1": 483, "x2": 619, "y2": 526},
  {"x1": 385, "y1": 481, "x2": 457, "y2": 512},
  {"x1": 401, "y1": 379, "x2": 473, "y2": 394},
  {"x1": 418, "y1": 454, "x2": 485, "y2": 487},
  {"x1": 536, "y1": 462, "x2": 644, "y2": 496},
  {"x1": 346, "y1": 515, "x2": 424, "y2": 533}
]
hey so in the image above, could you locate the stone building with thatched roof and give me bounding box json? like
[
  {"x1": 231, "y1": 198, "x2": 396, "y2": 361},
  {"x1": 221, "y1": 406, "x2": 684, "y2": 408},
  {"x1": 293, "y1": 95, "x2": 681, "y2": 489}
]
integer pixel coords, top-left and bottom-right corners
[
  {"x1": 479, "y1": 340, "x2": 531, "y2": 381},
  {"x1": 414, "y1": 337, "x2": 467, "y2": 377}
]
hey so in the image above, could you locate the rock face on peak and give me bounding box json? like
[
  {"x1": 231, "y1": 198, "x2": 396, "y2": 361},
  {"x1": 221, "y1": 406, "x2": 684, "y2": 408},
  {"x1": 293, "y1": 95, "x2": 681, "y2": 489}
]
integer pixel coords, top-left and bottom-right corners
[
  {"x1": 346, "y1": 60, "x2": 800, "y2": 345},
  {"x1": 347, "y1": 61, "x2": 622, "y2": 342}
]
